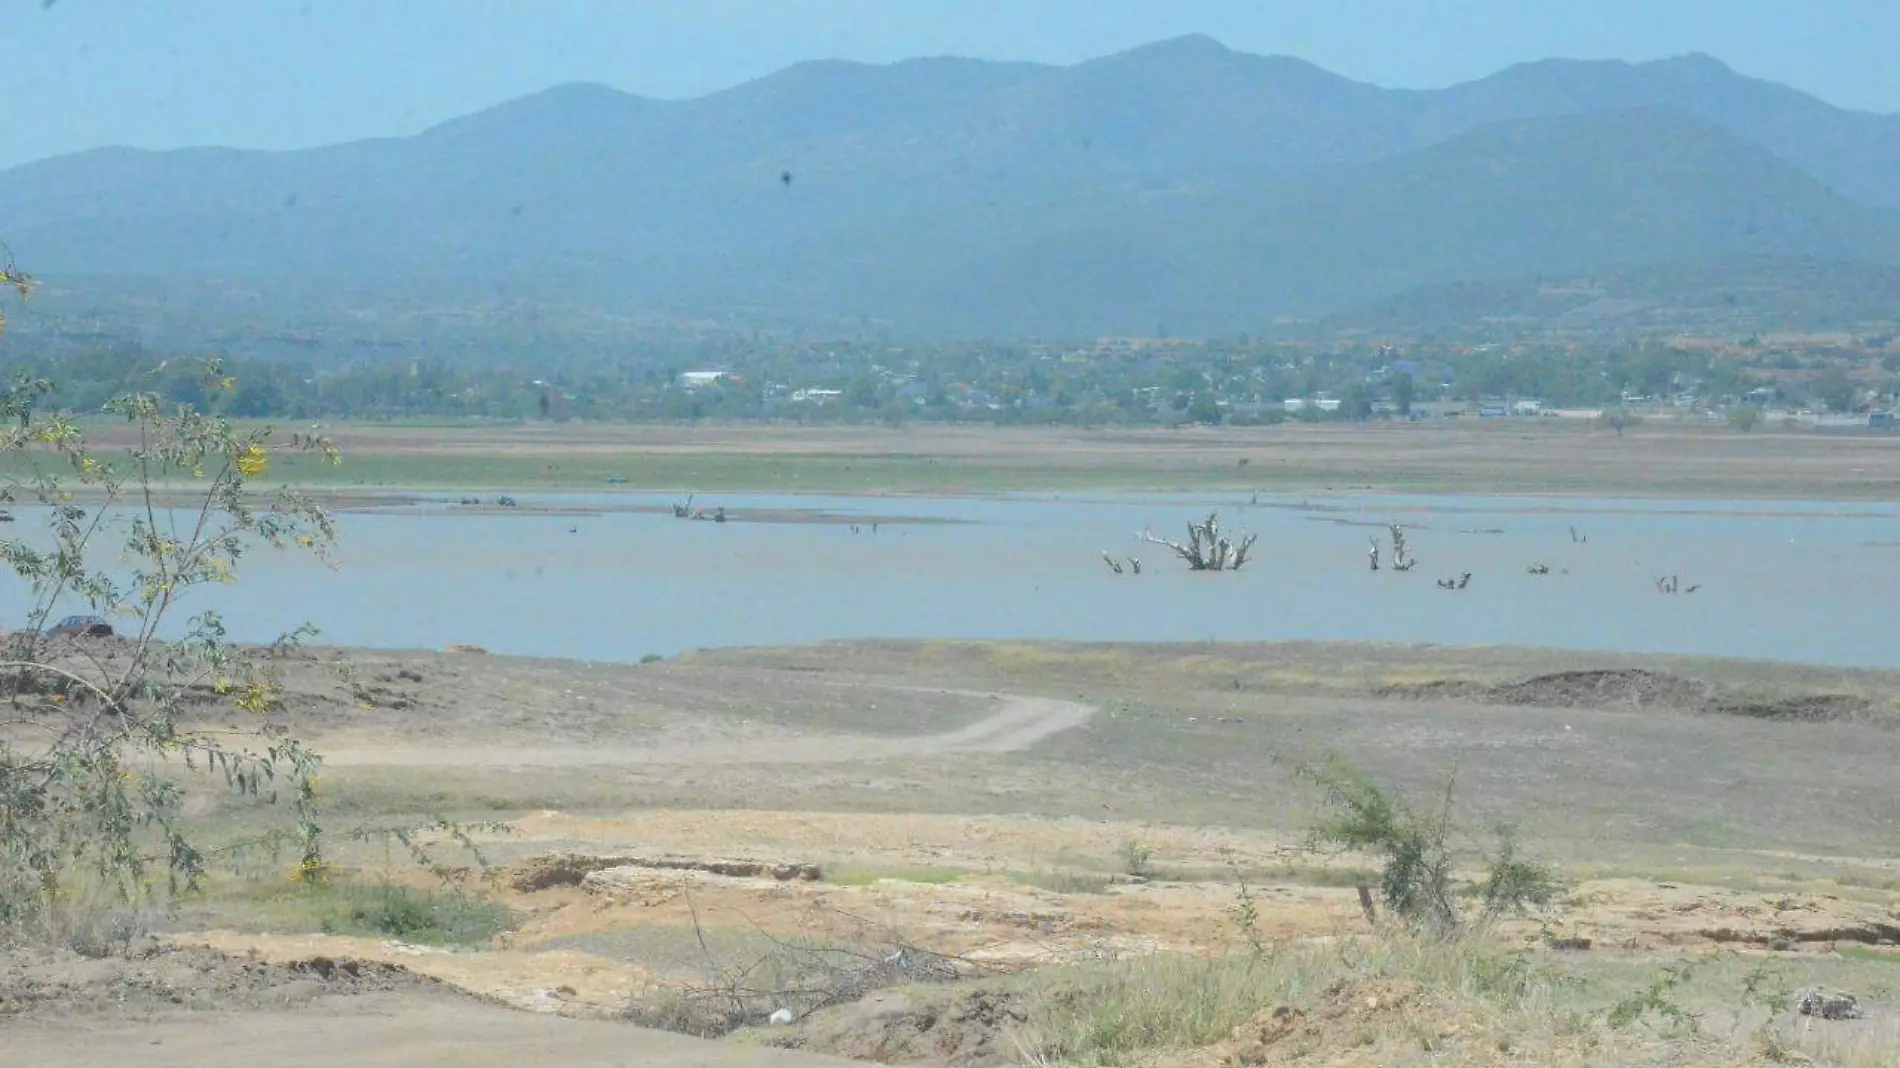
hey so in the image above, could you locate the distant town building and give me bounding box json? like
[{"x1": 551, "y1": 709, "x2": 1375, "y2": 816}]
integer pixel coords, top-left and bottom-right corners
[{"x1": 677, "y1": 370, "x2": 736, "y2": 390}]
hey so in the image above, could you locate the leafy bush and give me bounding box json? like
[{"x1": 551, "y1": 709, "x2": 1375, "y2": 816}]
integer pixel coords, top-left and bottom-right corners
[
  {"x1": 1117, "y1": 838, "x2": 1155, "y2": 878},
  {"x1": 1294, "y1": 759, "x2": 1561, "y2": 932},
  {"x1": 0, "y1": 313, "x2": 340, "y2": 941}
]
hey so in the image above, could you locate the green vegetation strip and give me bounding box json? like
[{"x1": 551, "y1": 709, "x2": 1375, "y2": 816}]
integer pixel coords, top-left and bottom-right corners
[{"x1": 179, "y1": 449, "x2": 1900, "y2": 498}]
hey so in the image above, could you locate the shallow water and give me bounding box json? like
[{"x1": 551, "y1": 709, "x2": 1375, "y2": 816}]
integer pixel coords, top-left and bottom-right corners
[{"x1": 4, "y1": 491, "x2": 1897, "y2": 668}]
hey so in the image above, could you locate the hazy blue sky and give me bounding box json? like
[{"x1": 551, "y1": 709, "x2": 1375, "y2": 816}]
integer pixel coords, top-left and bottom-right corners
[{"x1": 3, "y1": 1, "x2": 1893, "y2": 169}]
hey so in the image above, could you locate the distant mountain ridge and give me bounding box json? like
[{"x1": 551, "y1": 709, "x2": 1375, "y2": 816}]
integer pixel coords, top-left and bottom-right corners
[{"x1": 3, "y1": 35, "x2": 1899, "y2": 339}]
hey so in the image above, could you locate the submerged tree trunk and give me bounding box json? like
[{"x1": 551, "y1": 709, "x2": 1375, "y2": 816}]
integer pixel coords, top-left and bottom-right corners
[
  {"x1": 1139, "y1": 512, "x2": 1258, "y2": 571},
  {"x1": 1388, "y1": 523, "x2": 1416, "y2": 571}
]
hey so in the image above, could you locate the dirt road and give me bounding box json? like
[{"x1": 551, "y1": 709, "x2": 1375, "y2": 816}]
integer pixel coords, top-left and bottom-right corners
[
  {"x1": 4, "y1": 992, "x2": 856, "y2": 1068},
  {"x1": 316, "y1": 689, "x2": 1095, "y2": 768}
]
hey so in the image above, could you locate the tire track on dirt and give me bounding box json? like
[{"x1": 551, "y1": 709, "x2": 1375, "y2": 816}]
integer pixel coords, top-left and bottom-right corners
[{"x1": 316, "y1": 690, "x2": 1094, "y2": 768}]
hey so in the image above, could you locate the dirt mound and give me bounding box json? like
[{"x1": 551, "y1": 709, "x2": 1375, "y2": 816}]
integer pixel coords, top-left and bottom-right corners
[
  {"x1": 587, "y1": 855, "x2": 824, "y2": 885},
  {"x1": 1705, "y1": 692, "x2": 1880, "y2": 724},
  {"x1": 1381, "y1": 669, "x2": 1886, "y2": 726},
  {"x1": 1372, "y1": 678, "x2": 1488, "y2": 702},
  {"x1": 762, "y1": 985, "x2": 1029, "y2": 1068},
  {"x1": 1373, "y1": 670, "x2": 1710, "y2": 709},
  {"x1": 1487, "y1": 669, "x2": 1713, "y2": 710},
  {"x1": 0, "y1": 945, "x2": 424, "y2": 1020},
  {"x1": 511, "y1": 852, "x2": 823, "y2": 892},
  {"x1": 172, "y1": 930, "x2": 661, "y2": 1018},
  {"x1": 1223, "y1": 978, "x2": 1453, "y2": 1066},
  {"x1": 508, "y1": 853, "x2": 643, "y2": 891}
]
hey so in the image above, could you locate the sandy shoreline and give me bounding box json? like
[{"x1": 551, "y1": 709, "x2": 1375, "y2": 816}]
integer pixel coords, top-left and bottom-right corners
[{"x1": 38, "y1": 479, "x2": 1900, "y2": 521}]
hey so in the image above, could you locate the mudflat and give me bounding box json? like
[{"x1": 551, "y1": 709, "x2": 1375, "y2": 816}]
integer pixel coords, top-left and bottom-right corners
[{"x1": 58, "y1": 418, "x2": 1900, "y2": 498}]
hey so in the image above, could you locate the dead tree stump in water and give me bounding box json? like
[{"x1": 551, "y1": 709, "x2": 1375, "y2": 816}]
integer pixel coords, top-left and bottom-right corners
[
  {"x1": 1388, "y1": 523, "x2": 1416, "y2": 571},
  {"x1": 1139, "y1": 512, "x2": 1258, "y2": 571}
]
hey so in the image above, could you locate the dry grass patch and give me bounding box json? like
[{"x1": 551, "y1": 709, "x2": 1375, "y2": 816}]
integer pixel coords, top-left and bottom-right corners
[{"x1": 761, "y1": 932, "x2": 1899, "y2": 1067}]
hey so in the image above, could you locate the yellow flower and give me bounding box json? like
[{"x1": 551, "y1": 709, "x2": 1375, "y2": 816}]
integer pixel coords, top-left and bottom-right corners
[
  {"x1": 236, "y1": 683, "x2": 275, "y2": 714},
  {"x1": 235, "y1": 443, "x2": 269, "y2": 478},
  {"x1": 290, "y1": 858, "x2": 330, "y2": 885}
]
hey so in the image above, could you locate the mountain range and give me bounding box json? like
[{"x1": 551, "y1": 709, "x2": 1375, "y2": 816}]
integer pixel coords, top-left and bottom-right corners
[{"x1": 4, "y1": 34, "x2": 1900, "y2": 340}]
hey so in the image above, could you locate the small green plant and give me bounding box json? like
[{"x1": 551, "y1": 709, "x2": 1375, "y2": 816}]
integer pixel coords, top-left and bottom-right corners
[
  {"x1": 1462, "y1": 948, "x2": 1535, "y2": 1000},
  {"x1": 1118, "y1": 838, "x2": 1155, "y2": 879},
  {"x1": 1738, "y1": 958, "x2": 1794, "y2": 1016},
  {"x1": 1292, "y1": 758, "x2": 1561, "y2": 932},
  {"x1": 311, "y1": 881, "x2": 513, "y2": 947},
  {"x1": 1223, "y1": 855, "x2": 1267, "y2": 957},
  {"x1": 1604, "y1": 962, "x2": 1701, "y2": 1034},
  {"x1": 1735, "y1": 958, "x2": 1800, "y2": 1062},
  {"x1": 1477, "y1": 826, "x2": 1563, "y2": 919}
]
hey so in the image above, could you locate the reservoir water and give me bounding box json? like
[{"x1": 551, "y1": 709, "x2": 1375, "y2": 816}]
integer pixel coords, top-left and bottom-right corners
[{"x1": 4, "y1": 491, "x2": 1896, "y2": 668}]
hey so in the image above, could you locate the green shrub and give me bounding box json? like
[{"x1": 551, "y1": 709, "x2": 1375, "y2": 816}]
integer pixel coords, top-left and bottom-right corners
[
  {"x1": 1117, "y1": 838, "x2": 1155, "y2": 879},
  {"x1": 313, "y1": 882, "x2": 513, "y2": 947},
  {"x1": 1294, "y1": 759, "x2": 1561, "y2": 931}
]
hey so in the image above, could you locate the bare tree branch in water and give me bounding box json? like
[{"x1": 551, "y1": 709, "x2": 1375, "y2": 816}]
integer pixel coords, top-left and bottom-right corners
[{"x1": 1139, "y1": 512, "x2": 1257, "y2": 571}]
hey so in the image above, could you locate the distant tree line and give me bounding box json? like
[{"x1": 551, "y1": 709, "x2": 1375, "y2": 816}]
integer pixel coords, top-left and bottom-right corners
[{"x1": 0, "y1": 334, "x2": 1890, "y2": 426}]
